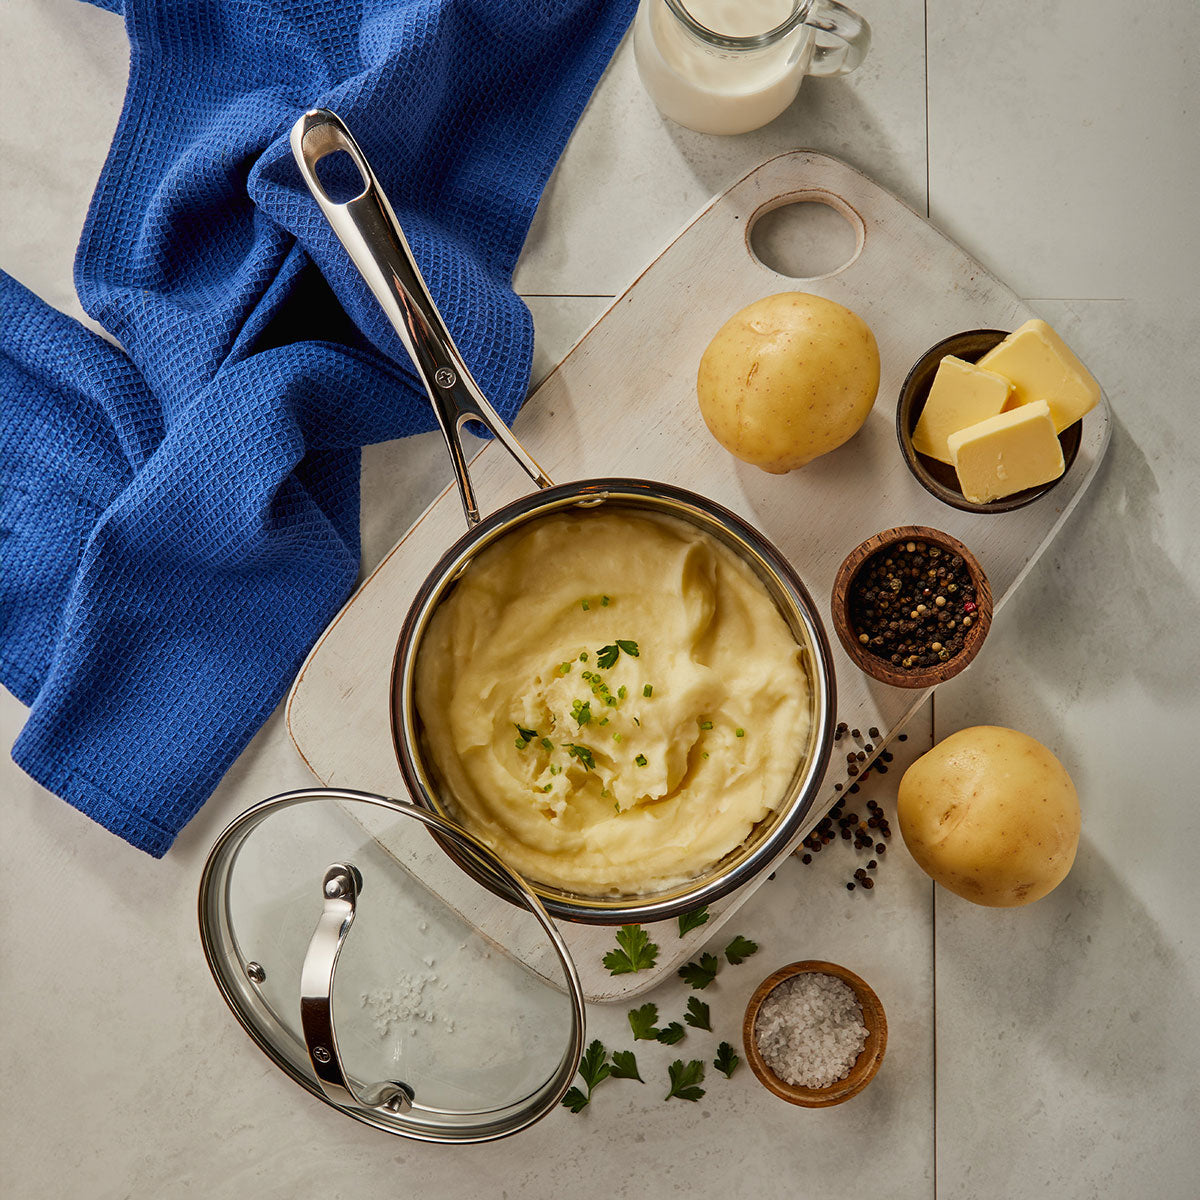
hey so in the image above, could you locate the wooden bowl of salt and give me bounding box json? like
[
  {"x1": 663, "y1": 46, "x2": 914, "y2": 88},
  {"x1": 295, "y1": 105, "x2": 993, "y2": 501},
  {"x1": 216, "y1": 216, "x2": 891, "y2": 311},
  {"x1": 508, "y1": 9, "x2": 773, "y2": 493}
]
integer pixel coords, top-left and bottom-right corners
[{"x1": 742, "y1": 961, "x2": 887, "y2": 1107}]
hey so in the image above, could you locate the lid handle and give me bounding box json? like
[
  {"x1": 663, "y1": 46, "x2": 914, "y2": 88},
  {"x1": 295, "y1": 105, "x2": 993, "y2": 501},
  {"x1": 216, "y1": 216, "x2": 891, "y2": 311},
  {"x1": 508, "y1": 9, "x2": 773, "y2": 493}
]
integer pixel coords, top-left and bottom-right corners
[{"x1": 300, "y1": 862, "x2": 415, "y2": 1116}]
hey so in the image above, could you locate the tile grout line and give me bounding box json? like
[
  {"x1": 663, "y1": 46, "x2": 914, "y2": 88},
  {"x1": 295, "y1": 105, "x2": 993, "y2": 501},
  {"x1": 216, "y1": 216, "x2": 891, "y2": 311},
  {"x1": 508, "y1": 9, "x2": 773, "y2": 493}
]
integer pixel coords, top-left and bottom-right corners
[
  {"x1": 925, "y1": 4, "x2": 936, "y2": 1196},
  {"x1": 924, "y1": 0, "x2": 931, "y2": 221},
  {"x1": 931, "y1": 693, "x2": 938, "y2": 1200}
]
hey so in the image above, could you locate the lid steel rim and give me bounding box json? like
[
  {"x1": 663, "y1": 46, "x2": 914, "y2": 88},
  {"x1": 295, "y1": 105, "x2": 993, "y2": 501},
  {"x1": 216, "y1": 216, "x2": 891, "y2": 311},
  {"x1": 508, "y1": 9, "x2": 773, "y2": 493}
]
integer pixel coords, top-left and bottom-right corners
[{"x1": 197, "y1": 788, "x2": 587, "y2": 1143}]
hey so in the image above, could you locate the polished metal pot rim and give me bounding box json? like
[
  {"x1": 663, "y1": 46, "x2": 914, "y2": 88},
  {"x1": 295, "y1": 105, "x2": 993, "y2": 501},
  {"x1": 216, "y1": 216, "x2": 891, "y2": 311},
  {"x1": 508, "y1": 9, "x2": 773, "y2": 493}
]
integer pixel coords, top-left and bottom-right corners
[
  {"x1": 292, "y1": 108, "x2": 837, "y2": 927},
  {"x1": 389, "y1": 477, "x2": 837, "y2": 924}
]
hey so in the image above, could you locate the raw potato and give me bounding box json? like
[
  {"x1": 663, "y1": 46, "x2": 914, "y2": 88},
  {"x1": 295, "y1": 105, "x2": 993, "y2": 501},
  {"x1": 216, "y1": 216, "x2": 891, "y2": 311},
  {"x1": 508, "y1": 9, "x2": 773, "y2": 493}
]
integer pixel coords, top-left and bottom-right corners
[
  {"x1": 897, "y1": 726, "x2": 1080, "y2": 907},
  {"x1": 696, "y1": 292, "x2": 880, "y2": 474}
]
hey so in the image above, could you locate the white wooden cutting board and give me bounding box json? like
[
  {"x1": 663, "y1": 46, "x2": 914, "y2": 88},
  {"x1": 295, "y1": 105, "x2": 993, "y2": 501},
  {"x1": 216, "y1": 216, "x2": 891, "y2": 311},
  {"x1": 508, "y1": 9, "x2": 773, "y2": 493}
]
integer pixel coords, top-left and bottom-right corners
[{"x1": 286, "y1": 151, "x2": 1111, "y2": 1003}]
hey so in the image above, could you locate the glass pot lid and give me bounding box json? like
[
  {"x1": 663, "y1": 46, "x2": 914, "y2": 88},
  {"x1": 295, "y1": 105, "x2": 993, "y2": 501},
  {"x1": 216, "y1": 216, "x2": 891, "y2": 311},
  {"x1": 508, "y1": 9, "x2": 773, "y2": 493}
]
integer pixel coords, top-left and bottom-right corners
[{"x1": 198, "y1": 788, "x2": 586, "y2": 1143}]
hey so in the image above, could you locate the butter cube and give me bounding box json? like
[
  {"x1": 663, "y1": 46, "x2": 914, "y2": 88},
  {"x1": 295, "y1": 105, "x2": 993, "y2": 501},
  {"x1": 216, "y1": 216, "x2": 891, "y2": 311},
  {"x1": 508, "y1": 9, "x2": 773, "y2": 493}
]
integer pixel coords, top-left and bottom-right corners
[
  {"x1": 948, "y1": 399, "x2": 1065, "y2": 504},
  {"x1": 911, "y1": 355, "x2": 1013, "y2": 464},
  {"x1": 976, "y1": 318, "x2": 1100, "y2": 433}
]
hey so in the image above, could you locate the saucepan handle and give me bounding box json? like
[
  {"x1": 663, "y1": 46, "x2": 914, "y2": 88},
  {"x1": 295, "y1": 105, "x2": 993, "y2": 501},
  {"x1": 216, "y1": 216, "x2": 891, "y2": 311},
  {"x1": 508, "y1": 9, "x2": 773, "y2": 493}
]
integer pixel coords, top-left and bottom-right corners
[{"x1": 290, "y1": 108, "x2": 552, "y2": 527}]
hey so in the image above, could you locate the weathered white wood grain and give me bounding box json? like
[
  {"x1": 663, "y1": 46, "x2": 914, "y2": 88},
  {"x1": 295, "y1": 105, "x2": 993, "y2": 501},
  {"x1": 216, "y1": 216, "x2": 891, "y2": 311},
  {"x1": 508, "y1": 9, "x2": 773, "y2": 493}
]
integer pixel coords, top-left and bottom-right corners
[{"x1": 286, "y1": 152, "x2": 1111, "y2": 1003}]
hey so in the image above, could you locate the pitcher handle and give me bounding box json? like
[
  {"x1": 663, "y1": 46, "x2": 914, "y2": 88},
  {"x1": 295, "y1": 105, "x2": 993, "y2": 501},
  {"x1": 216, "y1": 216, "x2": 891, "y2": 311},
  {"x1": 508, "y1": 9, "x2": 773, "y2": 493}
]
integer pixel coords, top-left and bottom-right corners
[{"x1": 805, "y1": 0, "x2": 871, "y2": 77}]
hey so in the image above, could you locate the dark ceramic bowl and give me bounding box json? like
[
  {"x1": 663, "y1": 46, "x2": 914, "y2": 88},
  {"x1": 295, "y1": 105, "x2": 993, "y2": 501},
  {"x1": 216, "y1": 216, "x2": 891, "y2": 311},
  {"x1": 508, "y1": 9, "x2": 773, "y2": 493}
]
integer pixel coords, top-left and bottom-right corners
[{"x1": 896, "y1": 329, "x2": 1083, "y2": 514}]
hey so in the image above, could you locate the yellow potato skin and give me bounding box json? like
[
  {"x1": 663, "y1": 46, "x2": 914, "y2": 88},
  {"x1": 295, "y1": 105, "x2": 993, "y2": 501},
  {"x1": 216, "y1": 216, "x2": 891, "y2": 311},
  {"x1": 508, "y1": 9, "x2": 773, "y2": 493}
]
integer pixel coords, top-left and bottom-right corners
[
  {"x1": 897, "y1": 726, "x2": 1081, "y2": 907},
  {"x1": 696, "y1": 292, "x2": 880, "y2": 474}
]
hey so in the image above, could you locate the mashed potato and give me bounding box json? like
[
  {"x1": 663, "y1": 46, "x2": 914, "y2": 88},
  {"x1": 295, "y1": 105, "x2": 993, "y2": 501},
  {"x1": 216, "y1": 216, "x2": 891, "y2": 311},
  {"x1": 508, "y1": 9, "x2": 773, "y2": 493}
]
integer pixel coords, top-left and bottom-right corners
[{"x1": 413, "y1": 508, "x2": 810, "y2": 895}]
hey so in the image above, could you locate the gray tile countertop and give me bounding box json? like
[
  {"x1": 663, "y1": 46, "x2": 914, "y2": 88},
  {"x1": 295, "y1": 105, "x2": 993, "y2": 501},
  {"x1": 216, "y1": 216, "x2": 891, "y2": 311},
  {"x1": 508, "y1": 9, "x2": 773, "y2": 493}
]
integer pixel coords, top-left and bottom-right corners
[{"x1": 3, "y1": 1, "x2": 1198, "y2": 1196}]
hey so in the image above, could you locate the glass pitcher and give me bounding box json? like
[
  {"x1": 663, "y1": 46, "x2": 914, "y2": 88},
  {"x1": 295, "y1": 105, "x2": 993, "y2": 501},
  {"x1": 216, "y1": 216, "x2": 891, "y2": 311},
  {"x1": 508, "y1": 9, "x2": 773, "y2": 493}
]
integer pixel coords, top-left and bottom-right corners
[{"x1": 633, "y1": 0, "x2": 871, "y2": 135}]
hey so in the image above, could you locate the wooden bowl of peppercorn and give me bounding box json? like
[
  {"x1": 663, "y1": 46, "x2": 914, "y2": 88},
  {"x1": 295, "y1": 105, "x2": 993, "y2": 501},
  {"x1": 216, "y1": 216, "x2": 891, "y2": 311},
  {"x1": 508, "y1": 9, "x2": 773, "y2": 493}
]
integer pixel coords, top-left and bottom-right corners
[{"x1": 831, "y1": 527, "x2": 993, "y2": 688}]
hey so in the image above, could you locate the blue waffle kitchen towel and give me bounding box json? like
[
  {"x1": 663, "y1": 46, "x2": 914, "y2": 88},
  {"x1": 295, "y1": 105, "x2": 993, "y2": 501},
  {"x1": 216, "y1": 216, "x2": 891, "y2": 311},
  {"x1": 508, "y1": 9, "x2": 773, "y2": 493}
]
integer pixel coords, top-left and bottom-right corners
[{"x1": 0, "y1": 0, "x2": 636, "y2": 856}]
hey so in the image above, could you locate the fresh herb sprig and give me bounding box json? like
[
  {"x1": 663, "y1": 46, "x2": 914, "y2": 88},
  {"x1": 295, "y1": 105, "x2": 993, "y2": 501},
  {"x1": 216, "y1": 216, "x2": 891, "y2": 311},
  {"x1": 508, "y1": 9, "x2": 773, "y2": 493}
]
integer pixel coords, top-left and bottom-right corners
[
  {"x1": 561, "y1": 1039, "x2": 611, "y2": 1112},
  {"x1": 684, "y1": 997, "x2": 712, "y2": 1031},
  {"x1": 677, "y1": 906, "x2": 710, "y2": 936},
  {"x1": 603, "y1": 925, "x2": 659, "y2": 975},
  {"x1": 678, "y1": 952, "x2": 721, "y2": 990},
  {"x1": 724, "y1": 935, "x2": 759, "y2": 965},
  {"x1": 595, "y1": 639, "x2": 639, "y2": 669},
  {"x1": 609, "y1": 1050, "x2": 643, "y2": 1083},
  {"x1": 564, "y1": 743, "x2": 596, "y2": 771},
  {"x1": 714, "y1": 1042, "x2": 740, "y2": 1078},
  {"x1": 628, "y1": 1002, "x2": 660, "y2": 1041},
  {"x1": 665, "y1": 1059, "x2": 706, "y2": 1102},
  {"x1": 656, "y1": 1022, "x2": 686, "y2": 1045}
]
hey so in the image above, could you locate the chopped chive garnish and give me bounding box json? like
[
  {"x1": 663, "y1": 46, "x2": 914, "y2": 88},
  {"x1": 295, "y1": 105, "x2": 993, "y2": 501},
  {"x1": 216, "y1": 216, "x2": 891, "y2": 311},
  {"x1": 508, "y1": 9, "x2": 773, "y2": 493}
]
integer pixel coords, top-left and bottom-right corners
[
  {"x1": 617, "y1": 685, "x2": 627, "y2": 700},
  {"x1": 541, "y1": 784, "x2": 553, "y2": 793},
  {"x1": 599, "y1": 717, "x2": 610, "y2": 726},
  {"x1": 601, "y1": 788, "x2": 610, "y2": 799},
  {"x1": 633, "y1": 717, "x2": 640, "y2": 726},
  {"x1": 605, "y1": 695, "x2": 618, "y2": 707},
  {"x1": 579, "y1": 651, "x2": 588, "y2": 662},
  {"x1": 643, "y1": 684, "x2": 653, "y2": 698},
  {"x1": 699, "y1": 720, "x2": 713, "y2": 731},
  {"x1": 635, "y1": 754, "x2": 648, "y2": 767},
  {"x1": 550, "y1": 764, "x2": 561, "y2": 775},
  {"x1": 702, "y1": 751, "x2": 709, "y2": 759},
  {"x1": 613, "y1": 732, "x2": 623, "y2": 743},
  {"x1": 515, "y1": 738, "x2": 528, "y2": 750},
  {"x1": 581, "y1": 598, "x2": 590, "y2": 611},
  {"x1": 735, "y1": 728, "x2": 745, "y2": 738},
  {"x1": 558, "y1": 662, "x2": 571, "y2": 675},
  {"x1": 516, "y1": 723, "x2": 538, "y2": 742},
  {"x1": 541, "y1": 737, "x2": 554, "y2": 751},
  {"x1": 601, "y1": 596, "x2": 611, "y2": 607}
]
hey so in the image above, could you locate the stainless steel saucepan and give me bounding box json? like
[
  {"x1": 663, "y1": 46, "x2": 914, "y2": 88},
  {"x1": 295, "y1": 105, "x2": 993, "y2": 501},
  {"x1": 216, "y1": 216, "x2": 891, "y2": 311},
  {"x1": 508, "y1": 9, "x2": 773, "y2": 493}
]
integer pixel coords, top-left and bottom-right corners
[{"x1": 290, "y1": 108, "x2": 836, "y2": 925}]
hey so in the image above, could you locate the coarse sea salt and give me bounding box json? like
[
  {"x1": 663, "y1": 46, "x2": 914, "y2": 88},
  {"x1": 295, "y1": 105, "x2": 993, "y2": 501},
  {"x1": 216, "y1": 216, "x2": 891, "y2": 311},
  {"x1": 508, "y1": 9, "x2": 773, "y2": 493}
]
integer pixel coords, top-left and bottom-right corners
[{"x1": 754, "y1": 972, "x2": 868, "y2": 1088}]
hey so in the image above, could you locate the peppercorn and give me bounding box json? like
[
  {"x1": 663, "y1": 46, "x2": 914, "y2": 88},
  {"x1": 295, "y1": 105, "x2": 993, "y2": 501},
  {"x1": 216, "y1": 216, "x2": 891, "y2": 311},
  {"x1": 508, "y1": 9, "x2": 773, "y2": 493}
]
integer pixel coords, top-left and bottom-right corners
[
  {"x1": 848, "y1": 540, "x2": 977, "y2": 669},
  {"x1": 801, "y1": 854, "x2": 812, "y2": 864}
]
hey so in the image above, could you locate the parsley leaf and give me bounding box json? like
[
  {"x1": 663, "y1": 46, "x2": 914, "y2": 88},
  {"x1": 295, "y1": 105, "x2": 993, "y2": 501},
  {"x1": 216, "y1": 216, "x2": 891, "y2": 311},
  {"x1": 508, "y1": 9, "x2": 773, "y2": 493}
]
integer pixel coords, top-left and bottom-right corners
[
  {"x1": 665, "y1": 1059, "x2": 706, "y2": 1102},
  {"x1": 515, "y1": 723, "x2": 538, "y2": 743},
  {"x1": 677, "y1": 906, "x2": 710, "y2": 936},
  {"x1": 656, "y1": 1022, "x2": 686, "y2": 1045},
  {"x1": 565, "y1": 743, "x2": 596, "y2": 771},
  {"x1": 571, "y1": 699, "x2": 592, "y2": 726},
  {"x1": 602, "y1": 925, "x2": 659, "y2": 975},
  {"x1": 724, "y1": 935, "x2": 759, "y2": 965},
  {"x1": 609, "y1": 1050, "x2": 644, "y2": 1083},
  {"x1": 616, "y1": 639, "x2": 640, "y2": 658},
  {"x1": 561, "y1": 1039, "x2": 612, "y2": 1113},
  {"x1": 628, "y1": 1002, "x2": 660, "y2": 1041},
  {"x1": 678, "y1": 952, "x2": 721, "y2": 989},
  {"x1": 595, "y1": 644, "x2": 620, "y2": 669},
  {"x1": 685, "y1": 996, "x2": 712, "y2": 1031},
  {"x1": 578, "y1": 1039, "x2": 611, "y2": 1091},
  {"x1": 714, "y1": 1042, "x2": 740, "y2": 1078}
]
